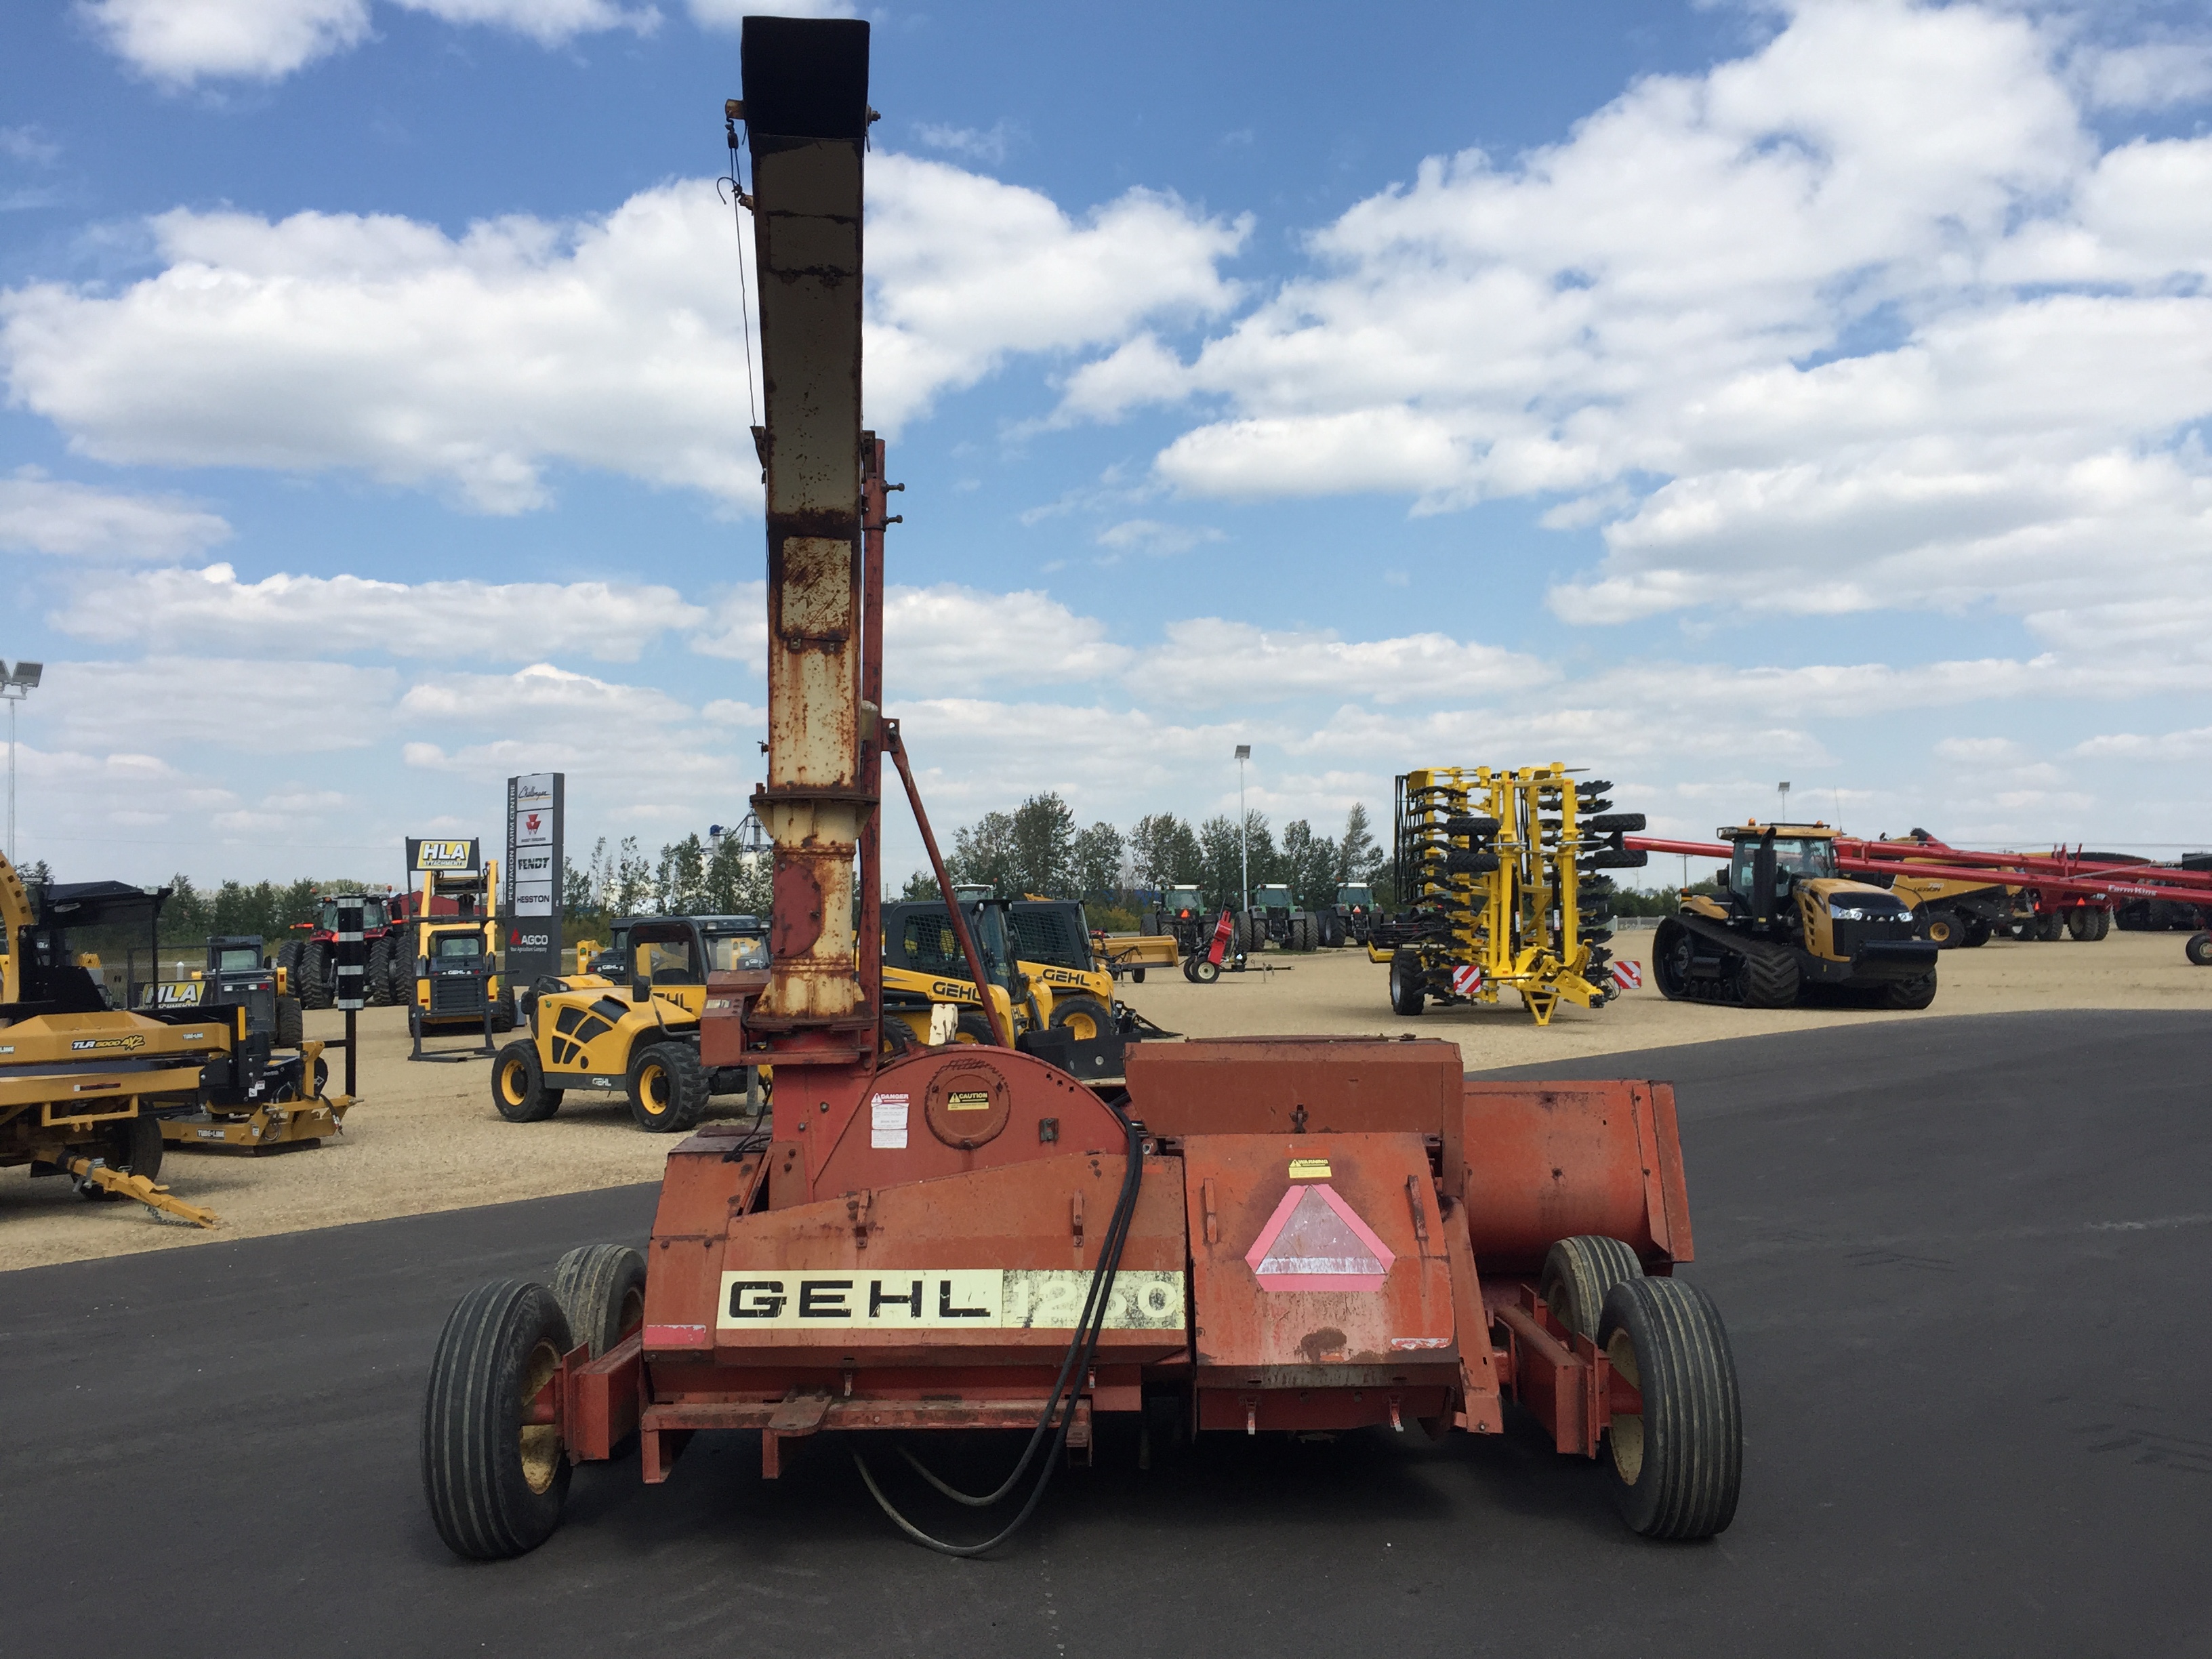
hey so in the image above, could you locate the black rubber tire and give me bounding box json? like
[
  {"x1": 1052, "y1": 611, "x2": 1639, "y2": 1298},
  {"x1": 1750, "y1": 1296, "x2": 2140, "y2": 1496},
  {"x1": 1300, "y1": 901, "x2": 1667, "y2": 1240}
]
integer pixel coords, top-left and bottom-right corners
[
  {"x1": 83, "y1": 1113, "x2": 165, "y2": 1198},
  {"x1": 1881, "y1": 970, "x2": 1938, "y2": 1010},
  {"x1": 1181, "y1": 956, "x2": 1199, "y2": 982},
  {"x1": 1962, "y1": 918, "x2": 1991, "y2": 948},
  {"x1": 551, "y1": 1244, "x2": 647, "y2": 1360},
  {"x1": 420, "y1": 1279, "x2": 574, "y2": 1560},
  {"x1": 298, "y1": 939, "x2": 332, "y2": 1010},
  {"x1": 491, "y1": 1040, "x2": 562, "y2": 1123},
  {"x1": 1597, "y1": 1277, "x2": 1742, "y2": 1540},
  {"x1": 627, "y1": 1042, "x2": 708, "y2": 1133},
  {"x1": 273, "y1": 996, "x2": 304, "y2": 1050},
  {"x1": 2036, "y1": 912, "x2": 2065, "y2": 942},
  {"x1": 366, "y1": 938, "x2": 395, "y2": 1006},
  {"x1": 387, "y1": 941, "x2": 414, "y2": 1005},
  {"x1": 953, "y1": 1009, "x2": 998, "y2": 1044},
  {"x1": 1191, "y1": 956, "x2": 1221, "y2": 985},
  {"x1": 489, "y1": 989, "x2": 516, "y2": 1033},
  {"x1": 2186, "y1": 933, "x2": 2212, "y2": 967},
  {"x1": 1538, "y1": 1235, "x2": 1643, "y2": 1340},
  {"x1": 1389, "y1": 951, "x2": 1425, "y2": 1016},
  {"x1": 274, "y1": 939, "x2": 304, "y2": 989},
  {"x1": 1048, "y1": 994, "x2": 1113, "y2": 1042},
  {"x1": 2065, "y1": 909, "x2": 2093, "y2": 942},
  {"x1": 1921, "y1": 909, "x2": 1963, "y2": 949},
  {"x1": 1737, "y1": 945, "x2": 1799, "y2": 1009},
  {"x1": 2089, "y1": 907, "x2": 2111, "y2": 941},
  {"x1": 1232, "y1": 914, "x2": 1257, "y2": 955},
  {"x1": 1583, "y1": 813, "x2": 1647, "y2": 833}
]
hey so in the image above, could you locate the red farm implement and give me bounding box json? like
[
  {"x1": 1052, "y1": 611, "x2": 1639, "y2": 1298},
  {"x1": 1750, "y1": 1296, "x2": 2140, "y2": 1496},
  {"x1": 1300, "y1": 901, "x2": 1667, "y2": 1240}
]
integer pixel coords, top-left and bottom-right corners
[{"x1": 419, "y1": 19, "x2": 1742, "y2": 1561}]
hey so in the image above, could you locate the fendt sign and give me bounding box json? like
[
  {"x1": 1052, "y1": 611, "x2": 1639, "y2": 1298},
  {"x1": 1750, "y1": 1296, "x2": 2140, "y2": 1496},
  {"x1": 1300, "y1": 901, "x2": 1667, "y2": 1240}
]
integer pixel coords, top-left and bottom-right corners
[{"x1": 504, "y1": 773, "x2": 564, "y2": 991}]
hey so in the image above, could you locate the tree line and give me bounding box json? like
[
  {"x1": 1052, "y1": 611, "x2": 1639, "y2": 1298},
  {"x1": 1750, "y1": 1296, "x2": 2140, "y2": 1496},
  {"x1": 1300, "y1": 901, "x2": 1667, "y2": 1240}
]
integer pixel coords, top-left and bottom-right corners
[{"x1": 900, "y1": 794, "x2": 1392, "y2": 915}]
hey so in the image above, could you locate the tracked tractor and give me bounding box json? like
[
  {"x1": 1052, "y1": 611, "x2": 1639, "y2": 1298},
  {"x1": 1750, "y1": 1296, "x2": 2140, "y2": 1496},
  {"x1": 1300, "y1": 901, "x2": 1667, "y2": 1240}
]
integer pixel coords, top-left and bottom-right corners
[
  {"x1": 1653, "y1": 823, "x2": 1936, "y2": 1009},
  {"x1": 421, "y1": 22, "x2": 1743, "y2": 1568}
]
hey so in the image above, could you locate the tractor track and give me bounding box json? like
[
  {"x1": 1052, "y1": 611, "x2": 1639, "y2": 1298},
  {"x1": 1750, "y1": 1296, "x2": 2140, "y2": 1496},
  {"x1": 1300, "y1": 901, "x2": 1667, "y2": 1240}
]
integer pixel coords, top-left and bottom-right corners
[{"x1": 1, "y1": 1009, "x2": 2205, "y2": 1658}]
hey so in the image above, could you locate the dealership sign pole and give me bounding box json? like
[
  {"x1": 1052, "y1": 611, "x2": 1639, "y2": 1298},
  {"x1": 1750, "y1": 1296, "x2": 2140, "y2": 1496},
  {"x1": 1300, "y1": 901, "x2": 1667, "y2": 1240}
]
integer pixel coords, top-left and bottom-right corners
[{"x1": 505, "y1": 773, "x2": 565, "y2": 996}]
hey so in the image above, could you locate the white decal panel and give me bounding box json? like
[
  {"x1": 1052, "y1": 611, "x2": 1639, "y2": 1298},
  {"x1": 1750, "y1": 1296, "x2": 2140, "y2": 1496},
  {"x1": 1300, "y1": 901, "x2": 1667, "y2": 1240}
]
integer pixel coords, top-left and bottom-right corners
[{"x1": 715, "y1": 1268, "x2": 1185, "y2": 1332}]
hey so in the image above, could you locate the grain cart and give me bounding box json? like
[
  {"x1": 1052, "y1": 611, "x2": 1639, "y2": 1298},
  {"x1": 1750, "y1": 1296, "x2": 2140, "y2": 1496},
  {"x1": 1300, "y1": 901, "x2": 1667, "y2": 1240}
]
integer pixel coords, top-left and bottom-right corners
[
  {"x1": 420, "y1": 22, "x2": 1742, "y2": 1563},
  {"x1": 1372, "y1": 765, "x2": 1637, "y2": 1025}
]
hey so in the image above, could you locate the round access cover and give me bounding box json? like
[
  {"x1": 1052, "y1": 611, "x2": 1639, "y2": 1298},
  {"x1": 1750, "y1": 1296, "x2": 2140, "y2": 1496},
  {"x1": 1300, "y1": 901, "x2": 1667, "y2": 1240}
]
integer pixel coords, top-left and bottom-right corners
[{"x1": 923, "y1": 1058, "x2": 1011, "y2": 1149}]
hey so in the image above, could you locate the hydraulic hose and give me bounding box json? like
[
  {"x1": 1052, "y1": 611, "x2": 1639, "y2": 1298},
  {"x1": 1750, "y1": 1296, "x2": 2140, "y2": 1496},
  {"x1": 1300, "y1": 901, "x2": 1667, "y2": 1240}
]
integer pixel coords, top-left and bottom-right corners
[{"x1": 853, "y1": 1102, "x2": 1146, "y2": 1556}]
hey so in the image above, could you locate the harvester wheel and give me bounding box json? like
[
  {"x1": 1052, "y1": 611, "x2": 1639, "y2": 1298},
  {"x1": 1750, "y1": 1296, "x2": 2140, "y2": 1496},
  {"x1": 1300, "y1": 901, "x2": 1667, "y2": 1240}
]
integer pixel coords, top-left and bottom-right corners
[
  {"x1": 1597, "y1": 1277, "x2": 1742, "y2": 1540},
  {"x1": 1389, "y1": 951, "x2": 1425, "y2": 1016},
  {"x1": 2186, "y1": 933, "x2": 2212, "y2": 966},
  {"x1": 366, "y1": 938, "x2": 396, "y2": 1006},
  {"x1": 274, "y1": 996, "x2": 305, "y2": 1050},
  {"x1": 1048, "y1": 994, "x2": 1113, "y2": 1042},
  {"x1": 1539, "y1": 1235, "x2": 1643, "y2": 1340},
  {"x1": 552, "y1": 1244, "x2": 647, "y2": 1360},
  {"x1": 421, "y1": 1279, "x2": 574, "y2": 1560},
  {"x1": 627, "y1": 1042, "x2": 708, "y2": 1132},
  {"x1": 491, "y1": 1040, "x2": 562, "y2": 1122},
  {"x1": 298, "y1": 939, "x2": 332, "y2": 1010},
  {"x1": 1881, "y1": 971, "x2": 1938, "y2": 1010},
  {"x1": 1963, "y1": 919, "x2": 1991, "y2": 948},
  {"x1": 1921, "y1": 910, "x2": 1963, "y2": 949}
]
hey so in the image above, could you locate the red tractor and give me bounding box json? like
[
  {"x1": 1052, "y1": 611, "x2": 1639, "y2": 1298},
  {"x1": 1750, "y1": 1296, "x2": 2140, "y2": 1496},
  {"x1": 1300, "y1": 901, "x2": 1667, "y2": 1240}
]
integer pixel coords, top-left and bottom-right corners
[{"x1": 275, "y1": 890, "x2": 405, "y2": 1009}]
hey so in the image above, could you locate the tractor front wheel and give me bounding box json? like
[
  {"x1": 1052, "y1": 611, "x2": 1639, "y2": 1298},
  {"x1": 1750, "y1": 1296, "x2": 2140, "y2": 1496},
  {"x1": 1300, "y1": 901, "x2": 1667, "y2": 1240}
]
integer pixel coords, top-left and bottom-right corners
[
  {"x1": 627, "y1": 1043, "x2": 708, "y2": 1133},
  {"x1": 298, "y1": 940, "x2": 332, "y2": 1010},
  {"x1": 1598, "y1": 1277, "x2": 1742, "y2": 1540},
  {"x1": 421, "y1": 1280, "x2": 574, "y2": 1560},
  {"x1": 366, "y1": 938, "x2": 395, "y2": 1006},
  {"x1": 491, "y1": 1040, "x2": 562, "y2": 1123}
]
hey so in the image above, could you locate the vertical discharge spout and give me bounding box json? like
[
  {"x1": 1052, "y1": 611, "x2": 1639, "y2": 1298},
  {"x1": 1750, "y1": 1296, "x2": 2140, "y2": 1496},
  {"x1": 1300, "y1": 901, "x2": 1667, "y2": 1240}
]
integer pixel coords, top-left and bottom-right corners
[{"x1": 742, "y1": 18, "x2": 874, "y2": 1029}]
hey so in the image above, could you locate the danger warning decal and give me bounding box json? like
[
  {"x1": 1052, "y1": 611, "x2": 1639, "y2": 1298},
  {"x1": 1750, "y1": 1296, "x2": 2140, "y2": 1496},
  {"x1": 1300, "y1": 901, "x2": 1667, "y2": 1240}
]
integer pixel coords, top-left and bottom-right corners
[
  {"x1": 1610, "y1": 960, "x2": 1643, "y2": 990},
  {"x1": 1449, "y1": 964, "x2": 1483, "y2": 996},
  {"x1": 715, "y1": 1268, "x2": 1184, "y2": 1332}
]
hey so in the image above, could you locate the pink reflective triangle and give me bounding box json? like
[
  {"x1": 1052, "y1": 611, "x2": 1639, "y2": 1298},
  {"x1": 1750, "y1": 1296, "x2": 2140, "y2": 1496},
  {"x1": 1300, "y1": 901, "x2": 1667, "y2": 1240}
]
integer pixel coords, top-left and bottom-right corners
[{"x1": 1245, "y1": 1183, "x2": 1395, "y2": 1292}]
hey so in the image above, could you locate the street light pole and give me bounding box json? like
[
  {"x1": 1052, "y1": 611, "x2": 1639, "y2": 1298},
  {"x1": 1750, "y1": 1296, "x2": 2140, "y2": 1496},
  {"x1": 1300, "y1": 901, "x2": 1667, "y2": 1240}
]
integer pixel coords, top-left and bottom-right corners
[
  {"x1": 2, "y1": 661, "x2": 43, "y2": 866},
  {"x1": 1234, "y1": 744, "x2": 1252, "y2": 912}
]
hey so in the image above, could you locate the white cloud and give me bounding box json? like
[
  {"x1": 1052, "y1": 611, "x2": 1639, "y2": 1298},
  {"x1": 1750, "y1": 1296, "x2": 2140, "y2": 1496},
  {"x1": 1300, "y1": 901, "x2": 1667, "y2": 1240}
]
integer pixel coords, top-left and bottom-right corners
[
  {"x1": 48, "y1": 563, "x2": 701, "y2": 661},
  {"x1": 81, "y1": 0, "x2": 659, "y2": 86},
  {"x1": 1025, "y1": 0, "x2": 2212, "y2": 660},
  {"x1": 79, "y1": 0, "x2": 373, "y2": 85},
  {"x1": 2, "y1": 161, "x2": 1242, "y2": 510},
  {"x1": 688, "y1": 0, "x2": 853, "y2": 29},
  {"x1": 388, "y1": 0, "x2": 659, "y2": 49},
  {"x1": 1093, "y1": 518, "x2": 1223, "y2": 556},
  {"x1": 2072, "y1": 40, "x2": 2212, "y2": 110},
  {"x1": 41, "y1": 657, "x2": 397, "y2": 754},
  {"x1": 398, "y1": 662, "x2": 694, "y2": 725},
  {"x1": 687, "y1": 582, "x2": 766, "y2": 667},
  {"x1": 0, "y1": 470, "x2": 231, "y2": 559},
  {"x1": 1133, "y1": 620, "x2": 1542, "y2": 708},
  {"x1": 882, "y1": 585, "x2": 1132, "y2": 694},
  {"x1": 2071, "y1": 724, "x2": 2212, "y2": 762},
  {"x1": 913, "y1": 122, "x2": 1017, "y2": 167},
  {"x1": 1, "y1": 127, "x2": 62, "y2": 167}
]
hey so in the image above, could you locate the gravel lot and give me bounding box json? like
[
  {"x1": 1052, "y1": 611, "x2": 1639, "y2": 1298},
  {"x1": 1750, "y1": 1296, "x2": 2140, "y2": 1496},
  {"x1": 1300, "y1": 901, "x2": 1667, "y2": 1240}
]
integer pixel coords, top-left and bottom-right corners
[{"x1": 5, "y1": 925, "x2": 2204, "y2": 1271}]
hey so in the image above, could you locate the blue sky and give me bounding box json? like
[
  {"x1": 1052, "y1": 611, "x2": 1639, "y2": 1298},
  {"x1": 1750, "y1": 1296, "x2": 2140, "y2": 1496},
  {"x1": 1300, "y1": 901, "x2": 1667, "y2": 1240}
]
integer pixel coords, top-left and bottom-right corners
[{"x1": 3, "y1": 0, "x2": 2211, "y2": 889}]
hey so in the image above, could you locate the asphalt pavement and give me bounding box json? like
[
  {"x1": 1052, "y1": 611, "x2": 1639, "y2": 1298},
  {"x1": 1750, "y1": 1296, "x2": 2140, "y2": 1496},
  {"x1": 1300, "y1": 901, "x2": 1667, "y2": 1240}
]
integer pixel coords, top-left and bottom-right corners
[{"x1": 4, "y1": 1008, "x2": 2206, "y2": 1658}]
